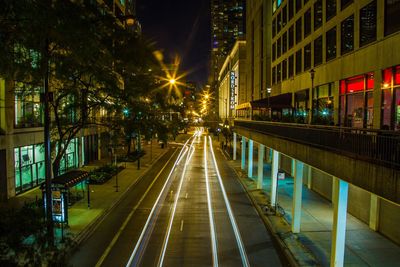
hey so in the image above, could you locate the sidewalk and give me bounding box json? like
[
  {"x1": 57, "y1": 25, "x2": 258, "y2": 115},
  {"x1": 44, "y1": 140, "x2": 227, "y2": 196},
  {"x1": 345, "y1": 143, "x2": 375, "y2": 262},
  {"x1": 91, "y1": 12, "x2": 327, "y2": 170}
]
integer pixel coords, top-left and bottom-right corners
[
  {"x1": 227, "y1": 156, "x2": 400, "y2": 267},
  {"x1": 6, "y1": 141, "x2": 171, "y2": 243}
]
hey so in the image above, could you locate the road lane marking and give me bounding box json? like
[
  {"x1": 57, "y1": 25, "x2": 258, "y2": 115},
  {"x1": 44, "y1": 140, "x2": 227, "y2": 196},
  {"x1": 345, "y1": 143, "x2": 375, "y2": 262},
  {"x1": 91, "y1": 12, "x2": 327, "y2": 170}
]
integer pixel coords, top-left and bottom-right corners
[
  {"x1": 180, "y1": 220, "x2": 184, "y2": 232},
  {"x1": 205, "y1": 136, "x2": 219, "y2": 267},
  {"x1": 157, "y1": 135, "x2": 197, "y2": 267},
  {"x1": 208, "y1": 136, "x2": 250, "y2": 267},
  {"x1": 94, "y1": 147, "x2": 181, "y2": 267},
  {"x1": 124, "y1": 137, "x2": 193, "y2": 267}
]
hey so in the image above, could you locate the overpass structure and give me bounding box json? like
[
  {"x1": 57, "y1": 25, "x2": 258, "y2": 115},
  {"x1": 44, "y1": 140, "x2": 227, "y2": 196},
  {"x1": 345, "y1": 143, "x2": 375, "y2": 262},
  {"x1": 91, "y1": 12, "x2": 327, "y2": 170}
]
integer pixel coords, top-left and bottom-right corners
[{"x1": 233, "y1": 119, "x2": 400, "y2": 266}]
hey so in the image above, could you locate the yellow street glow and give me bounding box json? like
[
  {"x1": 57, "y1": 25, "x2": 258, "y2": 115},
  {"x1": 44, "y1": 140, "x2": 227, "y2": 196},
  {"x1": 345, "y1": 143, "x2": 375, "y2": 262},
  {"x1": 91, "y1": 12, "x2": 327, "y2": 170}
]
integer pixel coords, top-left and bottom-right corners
[{"x1": 169, "y1": 79, "x2": 176, "y2": 85}]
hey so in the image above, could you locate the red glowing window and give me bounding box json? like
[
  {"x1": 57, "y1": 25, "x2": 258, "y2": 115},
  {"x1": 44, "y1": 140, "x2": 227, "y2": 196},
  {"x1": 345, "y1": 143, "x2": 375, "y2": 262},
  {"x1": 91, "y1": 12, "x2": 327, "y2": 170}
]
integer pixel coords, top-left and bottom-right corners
[
  {"x1": 346, "y1": 75, "x2": 365, "y2": 93},
  {"x1": 395, "y1": 66, "x2": 400, "y2": 85},
  {"x1": 383, "y1": 68, "x2": 392, "y2": 86},
  {"x1": 366, "y1": 73, "x2": 374, "y2": 90},
  {"x1": 340, "y1": 80, "x2": 346, "y2": 94}
]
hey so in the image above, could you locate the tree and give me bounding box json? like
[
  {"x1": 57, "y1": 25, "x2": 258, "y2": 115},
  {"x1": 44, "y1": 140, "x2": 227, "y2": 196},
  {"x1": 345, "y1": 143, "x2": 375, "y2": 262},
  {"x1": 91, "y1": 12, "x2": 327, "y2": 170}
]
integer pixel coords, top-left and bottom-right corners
[{"x1": 0, "y1": 0, "x2": 157, "y2": 176}]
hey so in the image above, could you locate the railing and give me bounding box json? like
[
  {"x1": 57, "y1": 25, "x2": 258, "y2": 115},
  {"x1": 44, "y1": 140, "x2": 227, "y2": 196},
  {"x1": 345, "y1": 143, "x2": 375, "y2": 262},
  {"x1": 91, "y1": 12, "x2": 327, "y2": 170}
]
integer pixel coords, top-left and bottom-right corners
[{"x1": 234, "y1": 120, "x2": 400, "y2": 169}]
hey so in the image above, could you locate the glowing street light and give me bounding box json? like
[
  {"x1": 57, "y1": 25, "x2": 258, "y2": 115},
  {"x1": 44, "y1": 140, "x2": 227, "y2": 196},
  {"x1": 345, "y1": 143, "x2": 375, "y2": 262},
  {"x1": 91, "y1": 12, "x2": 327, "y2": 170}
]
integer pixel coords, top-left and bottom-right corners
[{"x1": 169, "y1": 78, "x2": 176, "y2": 85}]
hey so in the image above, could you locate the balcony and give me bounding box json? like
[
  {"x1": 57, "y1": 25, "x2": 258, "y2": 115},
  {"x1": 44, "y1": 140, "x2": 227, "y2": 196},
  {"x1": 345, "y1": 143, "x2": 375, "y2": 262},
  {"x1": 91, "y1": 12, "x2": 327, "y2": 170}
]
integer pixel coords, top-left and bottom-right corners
[{"x1": 234, "y1": 119, "x2": 400, "y2": 170}]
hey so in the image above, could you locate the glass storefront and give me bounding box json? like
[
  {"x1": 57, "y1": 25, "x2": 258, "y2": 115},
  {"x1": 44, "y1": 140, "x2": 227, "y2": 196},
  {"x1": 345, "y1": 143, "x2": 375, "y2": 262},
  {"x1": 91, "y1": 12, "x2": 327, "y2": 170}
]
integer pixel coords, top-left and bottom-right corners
[
  {"x1": 382, "y1": 65, "x2": 400, "y2": 130},
  {"x1": 312, "y1": 83, "x2": 334, "y2": 125},
  {"x1": 15, "y1": 139, "x2": 80, "y2": 195},
  {"x1": 339, "y1": 73, "x2": 374, "y2": 128},
  {"x1": 14, "y1": 144, "x2": 45, "y2": 194},
  {"x1": 294, "y1": 89, "x2": 309, "y2": 123},
  {"x1": 58, "y1": 138, "x2": 79, "y2": 174}
]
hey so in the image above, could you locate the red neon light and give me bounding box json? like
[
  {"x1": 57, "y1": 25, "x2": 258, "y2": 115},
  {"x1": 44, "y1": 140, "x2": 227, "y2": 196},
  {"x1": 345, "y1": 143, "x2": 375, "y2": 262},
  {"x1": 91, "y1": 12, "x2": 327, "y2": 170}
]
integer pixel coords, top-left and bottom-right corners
[
  {"x1": 346, "y1": 75, "x2": 364, "y2": 93},
  {"x1": 383, "y1": 68, "x2": 392, "y2": 85},
  {"x1": 395, "y1": 66, "x2": 400, "y2": 85},
  {"x1": 340, "y1": 80, "x2": 346, "y2": 94}
]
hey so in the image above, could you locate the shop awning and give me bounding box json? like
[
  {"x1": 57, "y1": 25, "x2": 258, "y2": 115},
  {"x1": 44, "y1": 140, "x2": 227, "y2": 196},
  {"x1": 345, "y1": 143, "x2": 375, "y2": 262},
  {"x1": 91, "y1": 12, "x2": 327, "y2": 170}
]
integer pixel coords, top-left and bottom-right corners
[
  {"x1": 51, "y1": 170, "x2": 89, "y2": 188},
  {"x1": 236, "y1": 102, "x2": 252, "y2": 110},
  {"x1": 250, "y1": 93, "x2": 293, "y2": 109}
]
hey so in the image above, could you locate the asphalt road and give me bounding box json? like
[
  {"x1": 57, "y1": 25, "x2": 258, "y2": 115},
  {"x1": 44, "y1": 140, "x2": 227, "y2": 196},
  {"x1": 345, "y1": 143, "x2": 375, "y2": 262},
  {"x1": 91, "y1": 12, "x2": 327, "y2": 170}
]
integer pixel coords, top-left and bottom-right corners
[{"x1": 69, "y1": 131, "x2": 283, "y2": 267}]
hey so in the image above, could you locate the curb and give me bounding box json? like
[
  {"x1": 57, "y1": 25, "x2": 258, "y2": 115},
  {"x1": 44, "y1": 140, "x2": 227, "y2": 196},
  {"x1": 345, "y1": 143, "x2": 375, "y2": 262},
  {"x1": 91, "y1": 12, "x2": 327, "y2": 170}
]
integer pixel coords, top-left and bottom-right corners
[
  {"x1": 72, "y1": 147, "x2": 172, "y2": 246},
  {"x1": 229, "y1": 160, "x2": 299, "y2": 267}
]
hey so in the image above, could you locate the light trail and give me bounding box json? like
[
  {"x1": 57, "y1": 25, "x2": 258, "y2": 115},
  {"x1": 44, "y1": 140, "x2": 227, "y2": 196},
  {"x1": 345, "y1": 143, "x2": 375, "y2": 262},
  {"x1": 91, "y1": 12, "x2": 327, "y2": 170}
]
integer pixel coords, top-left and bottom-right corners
[
  {"x1": 125, "y1": 137, "x2": 193, "y2": 267},
  {"x1": 208, "y1": 136, "x2": 250, "y2": 267},
  {"x1": 157, "y1": 135, "x2": 197, "y2": 267},
  {"x1": 204, "y1": 136, "x2": 219, "y2": 267}
]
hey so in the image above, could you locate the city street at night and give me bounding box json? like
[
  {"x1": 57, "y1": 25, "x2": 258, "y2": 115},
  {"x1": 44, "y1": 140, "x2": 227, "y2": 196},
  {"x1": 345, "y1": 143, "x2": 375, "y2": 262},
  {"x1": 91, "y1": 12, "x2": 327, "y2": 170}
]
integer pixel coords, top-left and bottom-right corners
[
  {"x1": 69, "y1": 130, "x2": 283, "y2": 267},
  {"x1": 1, "y1": 0, "x2": 400, "y2": 266}
]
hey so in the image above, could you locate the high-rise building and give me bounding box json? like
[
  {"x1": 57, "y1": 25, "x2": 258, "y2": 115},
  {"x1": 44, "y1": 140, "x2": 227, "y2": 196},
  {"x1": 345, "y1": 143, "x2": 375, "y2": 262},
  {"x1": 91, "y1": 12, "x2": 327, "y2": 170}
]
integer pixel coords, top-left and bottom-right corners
[{"x1": 210, "y1": 0, "x2": 246, "y2": 115}]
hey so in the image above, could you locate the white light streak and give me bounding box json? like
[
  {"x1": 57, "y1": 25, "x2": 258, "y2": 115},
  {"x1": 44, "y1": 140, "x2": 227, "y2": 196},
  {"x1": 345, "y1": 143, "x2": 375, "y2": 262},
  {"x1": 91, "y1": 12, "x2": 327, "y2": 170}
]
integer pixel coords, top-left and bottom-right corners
[
  {"x1": 204, "y1": 136, "x2": 219, "y2": 267},
  {"x1": 208, "y1": 136, "x2": 250, "y2": 267},
  {"x1": 126, "y1": 137, "x2": 192, "y2": 267},
  {"x1": 157, "y1": 137, "x2": 196, "y2": 267}
]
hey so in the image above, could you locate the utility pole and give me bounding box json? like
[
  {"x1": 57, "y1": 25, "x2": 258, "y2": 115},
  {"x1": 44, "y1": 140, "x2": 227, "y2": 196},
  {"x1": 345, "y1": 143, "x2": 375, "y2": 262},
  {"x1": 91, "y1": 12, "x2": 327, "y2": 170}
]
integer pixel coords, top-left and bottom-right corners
[{"x1": 43, "y1": 37, "x2": 54, "y2": 245}]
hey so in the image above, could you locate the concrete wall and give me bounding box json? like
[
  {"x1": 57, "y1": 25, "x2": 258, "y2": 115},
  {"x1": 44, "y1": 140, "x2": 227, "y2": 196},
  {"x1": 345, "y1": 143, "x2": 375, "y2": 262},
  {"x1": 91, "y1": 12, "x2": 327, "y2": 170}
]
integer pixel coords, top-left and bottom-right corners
[
  {"x1": 379, "y1": 199, "x2": 400, "y2": 245},
  {"x1": 348, "y1": 185, "x2": 371, "y2": 224},
  {"x1": 311, "y1": 168, "x2": 332, "y2": 201}
]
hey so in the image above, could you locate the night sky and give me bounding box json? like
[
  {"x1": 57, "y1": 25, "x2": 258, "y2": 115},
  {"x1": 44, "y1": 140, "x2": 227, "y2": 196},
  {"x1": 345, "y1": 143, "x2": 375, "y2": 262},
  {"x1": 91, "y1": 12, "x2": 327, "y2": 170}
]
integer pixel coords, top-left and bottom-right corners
[{"x1": 137, "y1": 0, "x2": 211, "y2": 87}]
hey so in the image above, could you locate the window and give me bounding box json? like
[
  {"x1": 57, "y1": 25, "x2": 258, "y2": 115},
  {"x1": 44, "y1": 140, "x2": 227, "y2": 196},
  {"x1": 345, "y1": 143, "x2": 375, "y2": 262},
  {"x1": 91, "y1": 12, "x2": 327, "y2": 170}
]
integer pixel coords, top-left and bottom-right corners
[
  {"x1": 312, "y1": 83, "x2": 334, "y2": 125},
  {"x1": 289, "y1": 25, "x2": 294, "y2": 49},
  {"x1": 326, "y1": 0, "x2": 337, "y2": 21},
  {"x1": 272, "y1": 18, "x2": 276, "y2": 38},
  {"x1": 341, "y1": 0, "x2": 353, "y2": 10},
  {"x1": 296, "y1": 17, "x2": 302, "y2": 44},
  {"x1": 304, "y1": 9, "x2": 311, "y2": 37},
  {"x1": 283, "y1": 31, "x2": 288, "y2": 53},
  {"x1": 314, "y1": 35, "x2": 323, "y2": 66},
  {"x1": 296, "y1": 49, "x2": 302, "y2": 74},
  {"x1": 272, "y1": 66, "x2": 277, "y2": 84},
  {"x1": 304, "y1": 43, "x2": 312, "y2": 70},
  {"x1": 289, "y1": 54, "x2": 294, "y2": 77},
  {"x1": 277, "y1": 37, "x2": 282, "y2": 58},
  {"x1": 289, "y1": 0, "x2": 294, "y2": 20},
  {"x1": 277, "y1": 63, "x2": 282, "y2": 82},
  {"x1": 282, "y1": 5, "x2": 287, "y2": 28},
  {"x1": 360, "y1": 0, "x2": 377, "y2": 46},
  {"x1": 272, "y1": 42, "x2": 276, "y2": 61},
  {"x1": 277, "y1": 11, "x2": 282, "y2": 33},
  {"x1": 314, "y1": 0, "x2": 323, "y2": 30},
  {"x1": 341, "y1": 15, "x2": 354, "y2": 54},
  {"x1": 384, "y1": 0, "x2": 400, "y2": 36},
  {"x1": 326, "y1": 27, "x2": 337, "y2": 61},
  {"x1": 339, "y1": 73, "x2": 374, "y2": 128},
  {"x1": 282, "y1": 59, "x2": 288, "y2": 80},
  {"x1": 296, "y1": 0, "x2": 302, "y2": 12},
  {"x1": 14, "y1": 144, "x2": 45, "y2": 194},
  {"x1": 381, "y1": 66, "x2": 400, "y2": 131},
  {"x1": 14, "y1": 83, "x2": 43, "y2": 128}
]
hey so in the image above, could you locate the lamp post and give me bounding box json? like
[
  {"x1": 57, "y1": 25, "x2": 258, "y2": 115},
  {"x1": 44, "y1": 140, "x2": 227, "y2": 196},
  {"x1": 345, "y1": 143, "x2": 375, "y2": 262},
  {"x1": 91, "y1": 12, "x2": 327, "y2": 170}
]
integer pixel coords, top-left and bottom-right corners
[
  {"x1": 267, "y1": 87, "x2": 272, "y2": 118},
  {"x1": 309, "y1": 69, "x2": 316, "y2": 124}
]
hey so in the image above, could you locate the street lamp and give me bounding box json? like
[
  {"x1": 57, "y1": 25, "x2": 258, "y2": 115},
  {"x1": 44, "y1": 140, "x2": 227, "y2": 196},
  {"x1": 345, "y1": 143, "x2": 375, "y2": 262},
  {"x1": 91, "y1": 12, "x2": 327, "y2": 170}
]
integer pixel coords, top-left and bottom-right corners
[
  {"x1": 169, "y1": 78, "x2": 176, "y2": 85},
  {"x1": 309, "y1": 69, "x2": 316, "y2": 124},
  {"x1": 267, "y1": 87, "x2": 272, "y2": 118}
]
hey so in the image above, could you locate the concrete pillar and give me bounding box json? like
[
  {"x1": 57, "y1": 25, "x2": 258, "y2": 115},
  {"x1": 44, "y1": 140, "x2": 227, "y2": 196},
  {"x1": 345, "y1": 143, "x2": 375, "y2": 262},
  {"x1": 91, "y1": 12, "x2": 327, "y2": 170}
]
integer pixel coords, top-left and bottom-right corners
[
  {"x1": 291, "y1": 158, "x2": 296, "y2": 177},
  {"x1": 331, "y1": 178, "x2": 349, "y2": 267},
  {"x1": 248, "y1": 139, "x2": 253, "y2": 178},
  {"x1": 292, "y1": 160, "x2": 304, "y2": 233},
  {"x1": 369, "y1": 194, "x2": 380, "y2": 231},
  {"x1": 241, "y1": 136, "x2": 246, "y2": 170},
  {"x1": 233, "y1": 132, "x2": 237, "y2": 160},
  {"x1": 257, "y1": 144, "x2": 265, "y2": 189},
  {"x1": 307, "y1": 165, "x2": 312, "y2": 189},
  {"x1": 270, "y1": 150, "x2": 279, "y2": 207}
]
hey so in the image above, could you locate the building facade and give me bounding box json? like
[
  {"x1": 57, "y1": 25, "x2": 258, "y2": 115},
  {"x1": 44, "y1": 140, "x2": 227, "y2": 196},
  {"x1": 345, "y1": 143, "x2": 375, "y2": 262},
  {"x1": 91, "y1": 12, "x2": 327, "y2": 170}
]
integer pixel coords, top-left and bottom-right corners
[
  {"x1": 270, "y1": 0, "x2": 400, "y2": 129},
  {"x1": 211, "y1": 0, "x2": 246, "y2": 116},
  {"x1": 217, "y1": 41, "x2": 247, "y2": 122},
  {"x1": 0, "y1": 0, "x2": 136, "y2": 200},
  {"x1": 239, "y1": 0, "x2": 400, "y2": 246}
]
